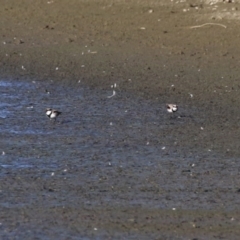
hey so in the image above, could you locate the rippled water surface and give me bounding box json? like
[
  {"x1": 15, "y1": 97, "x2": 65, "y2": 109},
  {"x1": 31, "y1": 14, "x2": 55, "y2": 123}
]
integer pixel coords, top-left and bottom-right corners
[
  {"x1": 1, "y1": 79, "x2": 239, "y2": 239},
  {"x1": 0, "y1": 78, "x2": 196, "y2": 171}
]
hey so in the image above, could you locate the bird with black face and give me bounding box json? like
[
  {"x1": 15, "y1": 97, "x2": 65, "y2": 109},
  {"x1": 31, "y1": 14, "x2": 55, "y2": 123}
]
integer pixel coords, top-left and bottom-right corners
[
  {"x1": 166, "y1": 104, "x2": 178, "y2": 113},
  {"x1": 46, "y1": 108, "x2": 61, "y2": 121}
]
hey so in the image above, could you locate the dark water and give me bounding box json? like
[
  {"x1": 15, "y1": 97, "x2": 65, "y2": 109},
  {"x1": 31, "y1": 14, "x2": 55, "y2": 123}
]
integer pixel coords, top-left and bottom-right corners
[
  {"x1": 1, "y1": 79, "x2": 239, "y2": 239},
  {"x1": 0, "y1": 78, "x2": 196, "y2": 172}
]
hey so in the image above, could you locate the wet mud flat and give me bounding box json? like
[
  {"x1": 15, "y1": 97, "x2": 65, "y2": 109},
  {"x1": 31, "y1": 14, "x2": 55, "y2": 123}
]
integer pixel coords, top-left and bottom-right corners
[
  {"x1": 1, "y1": 79, "x2": 240, "y2": 239},
  {"x1": 1, "y1": 0, "x2": 240, "y2": 239}
]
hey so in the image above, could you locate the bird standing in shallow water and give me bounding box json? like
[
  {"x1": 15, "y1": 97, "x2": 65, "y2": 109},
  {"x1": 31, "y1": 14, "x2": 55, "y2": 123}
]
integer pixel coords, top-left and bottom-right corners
[
  {"x1": 166, "y1": 104, "x2": 178, "y2": 113},
  {"x1": 46, "y1": 108, "x2": 61, "y2": 121}
]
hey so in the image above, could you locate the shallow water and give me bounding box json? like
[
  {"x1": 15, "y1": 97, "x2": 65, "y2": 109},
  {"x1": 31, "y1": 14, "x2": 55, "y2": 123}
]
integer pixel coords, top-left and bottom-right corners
[
  {"x1": 1, "y1": 79, "x2": 240, "y2": 239},
  {"x1": 0, "y1": 78, "x2": 195, "y2": 171}
]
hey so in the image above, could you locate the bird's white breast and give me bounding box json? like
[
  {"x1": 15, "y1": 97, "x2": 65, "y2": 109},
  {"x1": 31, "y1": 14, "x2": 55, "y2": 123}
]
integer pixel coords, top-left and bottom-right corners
[{"x1": 46, "y1": 110, "x2": 52, "y2": 116}]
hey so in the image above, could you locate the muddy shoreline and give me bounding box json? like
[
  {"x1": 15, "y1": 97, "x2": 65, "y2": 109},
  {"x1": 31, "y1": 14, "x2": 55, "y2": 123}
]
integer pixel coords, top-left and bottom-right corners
[{"x1": 1, "y1": 0, "x2": 240, "y2": 239}]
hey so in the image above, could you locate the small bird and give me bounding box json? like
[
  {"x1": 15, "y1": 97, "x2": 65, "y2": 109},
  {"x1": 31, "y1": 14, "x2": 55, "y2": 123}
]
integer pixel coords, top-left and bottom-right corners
[
  {"x1": 166, "y1": 104, "x2": 178, "y2": 113},
  {"x1": 46, "y1": 108, "x2": 61, "y2": 121}
]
